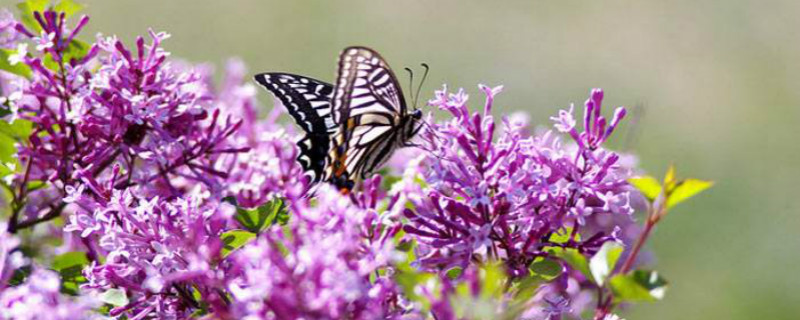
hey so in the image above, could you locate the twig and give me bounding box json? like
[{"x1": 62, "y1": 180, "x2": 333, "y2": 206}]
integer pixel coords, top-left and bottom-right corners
[{"x1": 10, "y1": 202, "x2": 67, "y2": 233}]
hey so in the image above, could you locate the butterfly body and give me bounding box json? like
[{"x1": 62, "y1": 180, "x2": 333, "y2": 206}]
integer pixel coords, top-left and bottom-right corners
[{"x1": 255, "y1": 46, "x2": 423, "y2": 192}]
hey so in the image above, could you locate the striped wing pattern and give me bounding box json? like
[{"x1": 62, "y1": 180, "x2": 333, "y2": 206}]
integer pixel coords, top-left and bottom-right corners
[
  {"x1": 254, "y1": 47, "x2": 420, "y2": 192},
  {"x1": 254, "y1": 73, "x2": 336, "y2": 181},
  {"x1": 327, "y1": 47, "x2": 409, "y2": 188}
]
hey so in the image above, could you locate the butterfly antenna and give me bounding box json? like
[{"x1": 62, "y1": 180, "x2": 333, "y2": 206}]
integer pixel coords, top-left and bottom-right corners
[
  {"x1": 404, "y1": 67, "x2": 415, "y2": 105},
  {"x1": 413, "y1": 63, "x2": 430, "y2": 109}
]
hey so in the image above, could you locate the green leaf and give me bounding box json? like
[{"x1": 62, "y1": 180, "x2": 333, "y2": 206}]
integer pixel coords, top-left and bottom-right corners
[
  {"x1": 221, "y1": 195, "x2": 238, "y2": 205},
  {"x1": 95, "y1": 305, "x2": 113, "y2": 316},
  {"x1": 446, "y1": 267, "x2": 463, "y2": 279},
  {"x1": 666, "y1": 178, "x2": 713, "y2": 209},
  {"x1": 548, "y1": 247, "x2": 592, "y2": 282},
  {"x1": 0, "y1": 135, "x2": 17, "y2": 168},
  {"x1": 381, "y1": 174, "x2": 402, "y2": 190},
  {"x1": 451, "y1": 263, "x2": 509, "y2": 319},
  {"x1": 51, "y1": 251, "x2": 89, "y2": 271},
  {"x1": 609, "y1": 270, "x2": 668, "y2": 302},
  {"x1": 628, "y1": 175, "x2": 662, "y2": 201},
  {"x1": 0, "y1": 118, "x2": 33, "y2": 140},
  {"x1": 395, "y1": 238, "x2": 414, "y2": 252},
  {"x1": 479, "y1": 262, "x2": 506, "y2": 300},
  {"x1": 99, "y1": 288, "x2": 129, "y2": 307},
  {"x1": 232, "y1": 198, "x2": 288, "y2": 234},
  {"x1": 191, "y1": 285, "x2": 202, "y2": 302},
  {"x1": 511, "y1": 274, "x2": 545, "y2": 304},
  {"x1": 65, "y1": 39, "x2": 90, "y2": 62},
  {"x1": 0, "y1": 119, "x2": 33, "y2": 178},
  {"x1": 51, "y1": 251, "x2": 89, "y2": 295},
  {"x1": 393, "y1": 229, "x2": 416, "y2": 254},
  {"x1": 393, "y1": 233, "x2": 419, "y2": 275},
  {"x1": 220, "y1": 229, "x2": 256, "y2": 258},
  {"x1": 16, "y1": 0, "x2": 50, "y2": 32},
  {"x1": 663, "y1": 164, "x2": 677, "y2": 189},
  {"x1": 547, "y1": 226, "x2": 581, "y2": 245},
  {"x1": 26, "y1": 180, "x2": 47, "y2": 192},
  {"x1": 9, "y1": 265, "x2": 32, "y2": 286},
  {"x1": 0, "y1": 49, "x2": 33, "y2": 78},
  {"x1": 529, "y1": 257, "x2": 562, "y2": 281},
  {"x1": 43, "y1": 39, "x2": 91, "y2": 71},
  {"x1": 394, "y1": 267, "x2": 436, "y2": 309},
  {"x1": 548, "y1": 228, "x2": 571, "y2": 244},
  {"x1": 512, "y1": 257, "x2": 563, "y2": 304},
  {"x1": 53, "y1": 0, "x2": 85, "y2": 18},
  {"x1": 589, "y1": 241, "x2": 624, "y2": 286}
]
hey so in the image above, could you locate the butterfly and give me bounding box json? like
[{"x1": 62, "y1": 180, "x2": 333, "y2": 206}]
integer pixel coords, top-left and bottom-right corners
[{"x1": 254, "y1": 46, "x2": 427, "y2": 192}]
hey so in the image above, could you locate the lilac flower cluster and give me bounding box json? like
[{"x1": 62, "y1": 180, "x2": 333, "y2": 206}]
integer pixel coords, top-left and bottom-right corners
[
  {"x1": 223, "y1": 102, "x2": 308, "y2": 206},
  {"x1": 226, "y1": 183, "x2": 400, "y2": 319},
  {"x1": 0, "y1": 5, "x2": 688, "y2": 320},
  {"x1": 0, "y1": 268, "x2": 98, "y2": 320},
  {"x1": 0, "y1": 222, "x2": 22, "y2": 291},
  {"x1": 0, "y1": 8, "x2": 245, "y2": 319},
  {"x1": 0, "y1": 9, "x2": 23, "y2": 49},
  {"x1": 407, "y1": 85, "x2": 633, "y2": 270},
  {"x1": 65, "y1": 190, "x2": 232, "y2": 318},
  {"x1": 1, "y1": 7, "x2": 403, "y2": 319},
  {"x1": 208, "y1": 58, "x2": 310, "y2": 206},
  {"x1": 0, "y1": 222, "x2": 98, "y2": 319},
  {"x1": 3, "y1": 10, "x2": 247, "y2": 235},
  {"x1": 401, "y1": 85, "x2": 637, "y2": 316}
]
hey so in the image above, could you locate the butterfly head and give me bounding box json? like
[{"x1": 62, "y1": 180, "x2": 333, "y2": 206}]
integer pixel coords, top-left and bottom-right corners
[
  {"x1": 404, "y1": 63, "x2": 430, "y2": 112},
  {"x1": 412, "y1": 109, "x2": 423, "y2": 120}
]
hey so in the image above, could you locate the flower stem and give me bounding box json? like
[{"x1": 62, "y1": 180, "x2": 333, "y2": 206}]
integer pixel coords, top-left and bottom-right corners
[
  {"x1": 619, "y1": 217, "x2": 654, "y2": 275},
  {"x1": 594, "y1": 200, "x2": 663, "y2": 319}
]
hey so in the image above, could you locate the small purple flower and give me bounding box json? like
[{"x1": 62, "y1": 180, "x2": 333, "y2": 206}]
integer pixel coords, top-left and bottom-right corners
[
  {"x1": 401, "y1": 85, "x2": 637, "y2": 314},
  {"x1": 0, "y1": 268, "x2": 99, "y2": 320},
  {"x1": 224, "y1": 126, "x2": 308, "y2": 206},
  {"x1": 7, "y1": 43, "x2": 27, "y2": 65},
  {"x1": 226, "y1": 184, "x2": 401, "y2": 319},
  {"x1": 33, "y1": 31, "x2": 55, "y2": 51},
  {"x1": 0, "y1": 5, "x2": 666, "y2": 320},
  {"x1": 0, "y1": 222, "x2": 22, "y2": 288},
  {"x1": 551, "y1": 104, "x2": 577, "y2": 133},
  {"x1": 66, "y1": 190, "x2": 232, "y2": 319},
  {"x1": 3, "y1": 9, "x2": 248, "y2": 238},
  {"x1": 0, "y1": 9, "x2": 24, "y2": 50}
]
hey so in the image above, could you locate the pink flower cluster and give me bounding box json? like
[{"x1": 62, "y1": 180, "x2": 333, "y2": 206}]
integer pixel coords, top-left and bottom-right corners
[{"x1": 0, "y1": 6, "x2": 654, "y2": 320}]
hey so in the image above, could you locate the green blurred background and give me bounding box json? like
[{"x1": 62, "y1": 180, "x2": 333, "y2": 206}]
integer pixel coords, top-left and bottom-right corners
[{"x1": 5, "y1": 0, "x2": 799, "y2": 318}]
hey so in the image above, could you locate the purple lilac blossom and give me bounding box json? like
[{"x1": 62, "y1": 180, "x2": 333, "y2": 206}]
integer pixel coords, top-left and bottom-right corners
[
  {"x1": 1, "y1": 9, "x2": 245, "y2": 319},
  {"x1": 0, "y1": 222, "x2": 22, "y2": 289},
  {"x1": 0, "y1": 268, "x2": 99, "y2": 320},
  {"x1": 226, "y1": 184, "x2": 401, "y2": 319},
  {"x1": 0, "y1": 6, "x2": 657, "y2": 320},
  {"x1": 401, "y1": 85, "x2": 636, "y2": 315},
  {"x1": 212, "y1": 58, "x2": 313, "y2": 206},
  {"x1": 0, "y1": 8, "x2": 26, "y2": 124},
  {"x1": 65, "y1": 189, "x2": 233, "y2": 319},
  {"x1": 223, "y1": 114, "x2": 308, "y2": 206},
  {"x1": 0, "y1": 9, "x2": 24, "y2": 49},
  {"x1": 6, "y1": 11, "x2": 247, "y2": 230},
  {"x1": 0, "y1": 223, "x2": 98, "y2": 319}
]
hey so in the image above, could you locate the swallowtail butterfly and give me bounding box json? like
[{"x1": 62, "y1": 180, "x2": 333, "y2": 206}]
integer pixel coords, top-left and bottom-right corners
[{"x1": 254, "y1": 46, "x2": 425, "y2": 191}]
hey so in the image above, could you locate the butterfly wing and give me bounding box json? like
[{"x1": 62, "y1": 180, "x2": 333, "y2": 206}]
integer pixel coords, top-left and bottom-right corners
[
  {"x1": 254, "y1": 73, "x2": 336, "y2": 181},
  {"x1": 327, "y1": 47, "x2": 409, "y2": 188}
]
